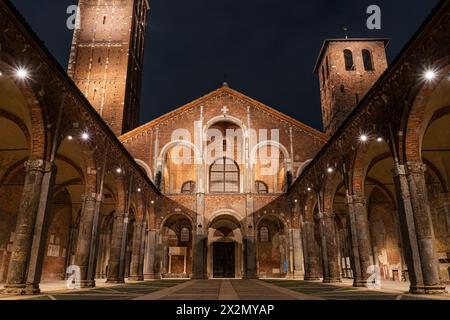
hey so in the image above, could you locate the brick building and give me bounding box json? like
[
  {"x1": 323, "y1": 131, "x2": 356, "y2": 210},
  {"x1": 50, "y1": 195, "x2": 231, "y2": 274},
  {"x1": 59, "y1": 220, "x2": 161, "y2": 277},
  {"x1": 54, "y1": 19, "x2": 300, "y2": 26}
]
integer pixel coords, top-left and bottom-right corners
[{"x1": 0, "y1": 0, "x2": 448, "y2": 295}]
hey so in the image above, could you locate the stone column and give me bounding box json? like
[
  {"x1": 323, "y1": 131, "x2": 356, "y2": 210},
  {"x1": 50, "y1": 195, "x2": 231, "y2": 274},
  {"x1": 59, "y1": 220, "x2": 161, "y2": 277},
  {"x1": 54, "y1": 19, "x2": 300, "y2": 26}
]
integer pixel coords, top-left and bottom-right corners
[
  {"x1": 302, "y1": 221, "x2": 321, "y2": 280},
  {"x1": 129, "y1": 221, "x2": 144, "y2": 280},
  {"x1": 441, "y1": 193, "x2": 450, "y2": 238},
  {"x1": 393, "y1": 164, "x2": 424, "y2": 290},
  {"x1": 106, "y1": 211, "x2": 126, "y2": 283},
  {"x1": 405, "y1": 161, "x2": 445, "y2": 293},
  {"x1": 143, "y1": 229, "x2": 159, "y2": 279},
  {"x1": 95, "y1": 232, "x2": 107, "y2": 278},
  {"x1": 137, "y1": 221, "x2": 146, "y2": 280},
  {"x1": 65, "y1": 226, "x2": 79, "y2": 279},
  {"x1": 290, "y1": 228, "x2": 304, "y2": 279},
  {"x1": 4, "y1": 159, "x2": 47, "y2": 294},
  {"x1": 25, "y1": 161, "x2": 57, "y2": 294},
  {"x1": 72, "y1": 193, "x2": 97, "y2": 288},
  {"x1": 350, "y1": 194, "x2": 373, "y2": 287},
  {"x1": 318, "y1": 212, "x2": 341, "y2": 283}
]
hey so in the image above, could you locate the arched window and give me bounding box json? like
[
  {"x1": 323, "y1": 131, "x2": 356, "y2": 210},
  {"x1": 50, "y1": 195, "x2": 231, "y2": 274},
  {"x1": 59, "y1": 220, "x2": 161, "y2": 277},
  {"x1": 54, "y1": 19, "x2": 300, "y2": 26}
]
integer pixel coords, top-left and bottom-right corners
[
  {"x1": 209, "y1": 157, "x2": 240, "y2": 193},
  {"x1": 260, "y1": 227, "x2": 269, "y2": 242},
  {"x1": 343, "y1": 49, "x2": 355, "y2": 71},
  {"x1": 255, "y1": 181, "x2": 268, "y2": 194},
  {"x1": 181, "y1": 181, "x2": 196, "y2": 193},
  {"x1": 362, "y1": 49, "x2": 374, "y2": 71},
  {"x1": 321, "y1": 66, "x2": 325, "y2": 85},
  {"x1": 180, "y1": 227, "x2": 190, "y2": 242}
]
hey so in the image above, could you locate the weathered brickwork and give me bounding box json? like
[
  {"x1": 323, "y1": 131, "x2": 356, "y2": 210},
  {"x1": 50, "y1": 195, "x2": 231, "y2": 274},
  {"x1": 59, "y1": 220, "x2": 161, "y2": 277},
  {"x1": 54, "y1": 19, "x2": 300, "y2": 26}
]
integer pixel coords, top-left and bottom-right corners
[{"x1": 0, "y1": 0, "x2": 449, "y2": 296}]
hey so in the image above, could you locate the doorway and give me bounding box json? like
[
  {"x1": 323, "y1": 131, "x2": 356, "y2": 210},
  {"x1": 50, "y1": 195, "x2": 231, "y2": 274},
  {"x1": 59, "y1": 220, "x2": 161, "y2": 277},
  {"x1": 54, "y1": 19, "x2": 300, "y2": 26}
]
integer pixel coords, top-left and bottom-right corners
[{"x1": 213, "y1": 242, "x2": 235, "y2": 278}]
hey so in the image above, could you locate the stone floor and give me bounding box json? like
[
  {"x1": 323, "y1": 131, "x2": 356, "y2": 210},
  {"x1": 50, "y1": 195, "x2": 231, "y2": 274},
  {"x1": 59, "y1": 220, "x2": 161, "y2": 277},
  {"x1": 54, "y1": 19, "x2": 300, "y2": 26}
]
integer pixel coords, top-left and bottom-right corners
[{"x1": 0, "y1": 279, "x2": 449, "y2": 300}]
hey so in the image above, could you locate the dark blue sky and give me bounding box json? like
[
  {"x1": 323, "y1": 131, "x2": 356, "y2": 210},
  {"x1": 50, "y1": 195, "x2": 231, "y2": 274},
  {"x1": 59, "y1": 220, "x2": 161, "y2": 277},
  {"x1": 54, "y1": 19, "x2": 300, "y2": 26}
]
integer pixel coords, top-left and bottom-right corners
[{"x1": 10, "y1": 0, "x2": 440, "y2": 130}]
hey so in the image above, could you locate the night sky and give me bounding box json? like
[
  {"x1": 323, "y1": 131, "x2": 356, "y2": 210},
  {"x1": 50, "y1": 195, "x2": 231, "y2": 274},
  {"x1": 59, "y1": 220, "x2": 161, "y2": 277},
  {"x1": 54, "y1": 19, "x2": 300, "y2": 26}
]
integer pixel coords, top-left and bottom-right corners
[{"x1": 9, "y1": 0, "x2": 440, "y2": 131}]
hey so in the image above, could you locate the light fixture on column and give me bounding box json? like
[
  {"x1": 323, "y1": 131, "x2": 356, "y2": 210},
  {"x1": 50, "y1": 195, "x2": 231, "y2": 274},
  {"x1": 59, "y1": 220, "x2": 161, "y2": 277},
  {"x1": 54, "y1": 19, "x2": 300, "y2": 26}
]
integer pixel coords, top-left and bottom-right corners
[
  {"x1": 151, "y1": 200, "x2": 155, "y2": 204},
  {"x1": 116, "y1": 167, "x2": 122, "y2": 174},
  {"x1": 67, "y1": 135, "x2": 73, "y2": 141},
  {"x1": 376, "y1": 136, "x2": 383, "y2": 142},
  {"x1": 294, "y1": 199, "x2": 298, "y2": 203},
  {"x1": 424, "y1": 69, "x2": 437, "y2": 81},
  {"x1": 359, "y1": 134, "x2": 368, "y2": 142},
  {"x1": 307, "y1": 187, "x2": 312, "y2": 192},
  {"x1": 0, "y1": 70, "x2": 3, "y2": 76},
  {"x1": 81, "y1": 132, "x2": 90, "y2": 141},
  {"x1": 327, "y1": 167, "x2": 334, "y2": 173},
  {"x1": 137, "y1": 188, "x2": 142, "y2": 192},
  {"x1": 15, "y1": 67, "x2": 29, "y2": 80}
]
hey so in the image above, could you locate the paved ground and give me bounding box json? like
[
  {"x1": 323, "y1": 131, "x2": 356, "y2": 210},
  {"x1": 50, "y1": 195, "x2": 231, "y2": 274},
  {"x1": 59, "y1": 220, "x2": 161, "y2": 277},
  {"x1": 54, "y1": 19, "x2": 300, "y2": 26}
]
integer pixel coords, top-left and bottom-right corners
[{"x1": 1, "y1": 279, "x2": 449, "y2": 300}]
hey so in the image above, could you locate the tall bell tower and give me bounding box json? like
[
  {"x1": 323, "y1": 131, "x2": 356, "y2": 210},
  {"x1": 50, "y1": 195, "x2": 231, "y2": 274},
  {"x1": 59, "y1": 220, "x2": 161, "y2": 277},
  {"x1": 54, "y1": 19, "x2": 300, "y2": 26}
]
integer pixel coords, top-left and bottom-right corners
[
  {"x1": 68, "y1": 0, "x2": 149, "y2": 136},
  {"x1": 314, "y1": 38, "x2": 389, "y2": 135}
]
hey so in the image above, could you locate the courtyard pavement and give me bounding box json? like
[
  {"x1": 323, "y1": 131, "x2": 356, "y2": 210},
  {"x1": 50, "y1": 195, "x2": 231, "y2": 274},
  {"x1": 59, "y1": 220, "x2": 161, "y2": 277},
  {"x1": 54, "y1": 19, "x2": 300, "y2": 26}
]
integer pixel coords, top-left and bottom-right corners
[{"x1": 0, "y1": 278, "x2": 449, "y2": 300}]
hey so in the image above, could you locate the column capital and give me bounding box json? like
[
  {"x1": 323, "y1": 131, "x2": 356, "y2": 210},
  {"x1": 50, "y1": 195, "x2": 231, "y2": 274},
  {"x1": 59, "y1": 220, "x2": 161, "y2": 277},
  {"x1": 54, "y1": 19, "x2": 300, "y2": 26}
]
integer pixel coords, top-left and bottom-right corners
[
  {"x1": 81, "y1": 193, "x2": 97, "y2": 202},
  {"x1": 24, "y1": 159, "x2": 49, "y2": 172},
  {"x1": 351, "y1": 194, "x2": 366, "y2": 205},
  {"x1": 406, "y1": 161, "x2": 427, "y2": 174},
  {"x1": 318, "y1": 211, "x2": 334, "y2": 220},
  {"x1": 113, "y1": 211, "x2": 126, "y2": 219}
]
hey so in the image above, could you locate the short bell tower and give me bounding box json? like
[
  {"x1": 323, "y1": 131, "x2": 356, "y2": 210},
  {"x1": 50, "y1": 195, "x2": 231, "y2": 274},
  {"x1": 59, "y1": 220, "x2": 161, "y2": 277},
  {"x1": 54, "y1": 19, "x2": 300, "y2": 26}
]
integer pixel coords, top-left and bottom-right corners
[{"x1": 314, "y1": 38, "x2": 389, "y2": 135}]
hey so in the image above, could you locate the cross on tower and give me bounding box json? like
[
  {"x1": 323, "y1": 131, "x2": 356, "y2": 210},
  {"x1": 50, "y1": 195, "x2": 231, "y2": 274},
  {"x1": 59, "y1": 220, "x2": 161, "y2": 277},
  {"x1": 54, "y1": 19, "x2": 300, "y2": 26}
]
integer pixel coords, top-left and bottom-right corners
[{"x1": 221, "y1": 106, "x2": 229, "y2": 114}]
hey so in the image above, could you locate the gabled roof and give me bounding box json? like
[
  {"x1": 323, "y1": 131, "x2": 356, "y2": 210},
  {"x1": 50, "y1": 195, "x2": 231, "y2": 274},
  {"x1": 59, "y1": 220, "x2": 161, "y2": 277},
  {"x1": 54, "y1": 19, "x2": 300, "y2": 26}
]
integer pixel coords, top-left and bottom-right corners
[
  {"x1": 120, "y1": 85, "x2": 328, "y2": 142},
  {"x1": 313, "y1": 38, "x2": 390, "y2": 73}
]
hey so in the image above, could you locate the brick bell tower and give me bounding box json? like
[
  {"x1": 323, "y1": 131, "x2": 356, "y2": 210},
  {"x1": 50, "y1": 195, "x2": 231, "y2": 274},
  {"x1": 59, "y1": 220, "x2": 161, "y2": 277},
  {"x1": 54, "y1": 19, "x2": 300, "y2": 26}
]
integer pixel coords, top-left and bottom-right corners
[
  {"x1": 68, "y1": 0, "x2": 150, "y2": 136},
  {"x1": 314, "y1": 38, "x2": 389, "y2": 135}
]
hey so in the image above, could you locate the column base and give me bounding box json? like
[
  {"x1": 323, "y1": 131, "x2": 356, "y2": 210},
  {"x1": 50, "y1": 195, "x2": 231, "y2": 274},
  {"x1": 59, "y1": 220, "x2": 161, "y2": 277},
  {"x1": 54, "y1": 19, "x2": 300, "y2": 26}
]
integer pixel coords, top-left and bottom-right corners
[
  {"x1": 2, "y1": 284, "x2": 26, "y2": 295},
  {"x1": 303, "y1": 276, "x2": 321, "y2": 281},
  {"x1": 128, "y1": 275, "x2": 144, "y2": 281},
  {"x1": 323, "y1": 277, "x2": 342, "y2": 283},
  {"x1": 409, "y1": 284, "x2": 447, "y2": 294},
  {"x1": 80, "y1": 280, "x2": 96, "y2": 288},
  {"x1": 144, "y1": 273, "x2": 161, "y2": 280},
  {"x1": 353, "y1": 278, "x2": 370, "y2": 287},
  {"x1": 25, "y1": 283, "x2": 41, "y2": 295},
  {"x1": 106, "y1": 279, "x2": 125, "y2": 284},
  {"x1": 286, "y1": 274, "x2": 303, "y2": 280}
]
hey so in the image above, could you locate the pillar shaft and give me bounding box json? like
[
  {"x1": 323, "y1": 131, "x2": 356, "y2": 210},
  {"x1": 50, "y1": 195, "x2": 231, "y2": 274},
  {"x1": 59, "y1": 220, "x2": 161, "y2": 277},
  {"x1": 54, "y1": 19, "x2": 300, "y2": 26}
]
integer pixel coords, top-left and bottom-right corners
[
  {"x1": 106, "y1": 212, "x2": 126, "y2": 283},
  {"x1": 73, "y1": 193, "x2": 97, "y2": 288},
  {"x1": 302, "y1": 221, "x2": 321, "y2": 280},
  {"x1": 143, "y1": 229, "x2": 159, "y2": 279},
  {"x1": 4, "y1": 159, "x2": 47, "y2": 294},
  {"x1": 319, "y1": 212, "x2": 341, "y2": 283},
  {"x1": 350, "y1": 194, "x2": 373, "y2": 287},
  {"x1": 129, "y1": 221, "x2": 144, "y2": 280},
  {"x1": 405, "y1": 161, "x2": 445, "y2": 293},
  {"x1": 25, "y1": 162, "x2": 57, "y2": 294}
]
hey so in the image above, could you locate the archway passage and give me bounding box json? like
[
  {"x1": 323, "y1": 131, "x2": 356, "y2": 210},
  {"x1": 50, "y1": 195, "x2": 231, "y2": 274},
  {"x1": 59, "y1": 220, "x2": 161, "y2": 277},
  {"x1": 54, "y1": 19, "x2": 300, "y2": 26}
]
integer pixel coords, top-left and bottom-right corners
[
  {"x1": 213, "y1": 242, "x2": 235, "y2": 278},
  {"x1": 208, "y1": 213, "x2": 243, "y2": 278}
]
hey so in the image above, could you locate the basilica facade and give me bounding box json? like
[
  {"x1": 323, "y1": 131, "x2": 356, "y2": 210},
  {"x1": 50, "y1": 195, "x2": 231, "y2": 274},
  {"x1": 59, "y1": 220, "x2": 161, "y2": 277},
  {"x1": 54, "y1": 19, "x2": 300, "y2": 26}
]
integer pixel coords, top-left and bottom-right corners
[{"x1": 0, "y1": 0, "x2": 449, "y2": 295}]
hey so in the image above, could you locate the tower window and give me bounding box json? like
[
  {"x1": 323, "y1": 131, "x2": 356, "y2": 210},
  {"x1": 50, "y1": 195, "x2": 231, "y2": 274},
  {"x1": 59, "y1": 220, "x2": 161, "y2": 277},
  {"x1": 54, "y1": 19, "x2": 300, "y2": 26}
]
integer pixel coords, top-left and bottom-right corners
[
  {"x1": 362, "y1": 49, "x2": 374, "y2": 71},
  {"x1": 343, "y1": 49, "x2": 355, "y2": 71},
  {"x1": 259, "y1": 226, "x2": 269, "y2": 242},
  {"x1": 181, "y1": 181, "x2": 196, "y2": 194},
  {"x1": 103, "y1": 16, "x2": 106, "y2": 24},
  {"x1": 321, "y1": 66, "x2": 325, "y2": 85},
  {"x1": 325, "y1": 56, "x2": 330, "y2": 77},
  {"x1": 355, "y1": 93, "x2": 360, "y2": 104},
  {"x1": 340, "y1": 84, "x2": 345, "y2": 93},
  {"x1": 255, "y1": 181, "x2": 269, "y2": 194}
]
